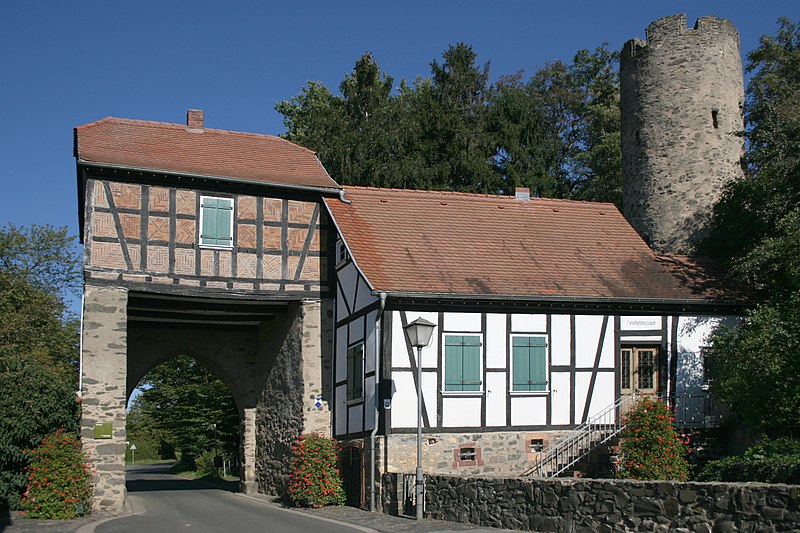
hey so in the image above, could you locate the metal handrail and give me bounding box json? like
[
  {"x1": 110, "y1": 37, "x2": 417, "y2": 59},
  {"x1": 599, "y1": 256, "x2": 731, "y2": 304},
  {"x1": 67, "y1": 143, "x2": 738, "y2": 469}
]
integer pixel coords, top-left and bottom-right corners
[{"x1": 521, "y1": 392, "x2": 638, "y2": 478}]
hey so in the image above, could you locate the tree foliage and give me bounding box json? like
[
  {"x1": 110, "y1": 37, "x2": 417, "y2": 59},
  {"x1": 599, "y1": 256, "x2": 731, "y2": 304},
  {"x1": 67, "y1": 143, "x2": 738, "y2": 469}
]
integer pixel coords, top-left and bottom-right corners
[
  {"x1": 706, "y1": 18, "x2": 800, "y2": 439},
  {"x1": 0, "y1": 224, "x2": 81, "y2": 511},
  {"x1": 276, "y1": 43, "x2": 620, "y2": 202},
  {"x1": 131, "y1": 355, "x2": 239, "y2": 468}
]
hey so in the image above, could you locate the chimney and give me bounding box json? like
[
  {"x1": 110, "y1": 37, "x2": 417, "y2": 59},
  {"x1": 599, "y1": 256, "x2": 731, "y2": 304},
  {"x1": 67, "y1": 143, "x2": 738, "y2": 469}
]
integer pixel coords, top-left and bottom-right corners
[
  {"x1": 187, "y1": 109, "x2": 204, "y2": 130},
  {"x1": 515, "y1": 187, "x2": 531, "y2": 201}
]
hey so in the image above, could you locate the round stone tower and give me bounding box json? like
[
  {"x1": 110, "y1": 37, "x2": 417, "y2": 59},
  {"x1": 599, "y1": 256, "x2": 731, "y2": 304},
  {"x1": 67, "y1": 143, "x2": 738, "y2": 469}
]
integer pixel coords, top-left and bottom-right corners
[{"x1": 620, "y1": 14, "x2": 745, "y2": 255}]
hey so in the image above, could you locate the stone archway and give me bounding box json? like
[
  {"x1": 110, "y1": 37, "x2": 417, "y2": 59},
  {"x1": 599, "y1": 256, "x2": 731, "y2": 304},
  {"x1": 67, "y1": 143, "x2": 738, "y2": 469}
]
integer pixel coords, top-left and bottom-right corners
[{"x1": 80, "y1": 286, "x2": 332, "y2": 512}]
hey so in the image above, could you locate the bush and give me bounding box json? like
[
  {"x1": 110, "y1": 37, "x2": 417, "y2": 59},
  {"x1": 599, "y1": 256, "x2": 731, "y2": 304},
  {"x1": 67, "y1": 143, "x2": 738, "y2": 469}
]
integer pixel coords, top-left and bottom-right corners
[
  {"x1": 195, "y1": 450, "x2": 219, "y2": 478},
  {"x1": 0, "y1": 350, "x2": 79, "y2": 510},
  {"x1": 20, "y1": 429, "x2": 93, "y2": 519},
  {"x1": 616, "y1": 396, "x2": 690, "y2": 481},
  {"x1": 287, "y1": 434, "x2": 345, "y2": 507},
  {"x1": 696, "y1": 438, "x2": 800, "y2": 483}
]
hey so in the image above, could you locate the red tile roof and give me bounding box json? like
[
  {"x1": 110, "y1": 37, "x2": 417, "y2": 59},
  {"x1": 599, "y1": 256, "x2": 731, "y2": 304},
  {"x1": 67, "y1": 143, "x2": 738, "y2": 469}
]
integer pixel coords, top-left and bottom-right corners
[
  {"x1": 325, "y1": 187, "x2": 728, "y2": 302},
  {"x1": 75, "y1": 117, "x2": 340, "y2": 190}
]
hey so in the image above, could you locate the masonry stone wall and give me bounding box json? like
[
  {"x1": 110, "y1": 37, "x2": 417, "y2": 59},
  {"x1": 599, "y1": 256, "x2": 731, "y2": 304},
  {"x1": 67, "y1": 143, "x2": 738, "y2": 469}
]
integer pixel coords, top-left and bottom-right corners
[
  {"x1": 412, "y1": 475, "x2": 800, "y2": 532},
  {"x1": 620, "y1": 14, "x2": 745, "y2": 254},
  {"x1": 80, "y1": 285, "x2": 128, "y2": 512},
  {"x1": 381, "y1": 430, "x2": 576, "y2": 479},
  {"x1": 255, "y1": 300, "x2": 332, "y2": 496}
]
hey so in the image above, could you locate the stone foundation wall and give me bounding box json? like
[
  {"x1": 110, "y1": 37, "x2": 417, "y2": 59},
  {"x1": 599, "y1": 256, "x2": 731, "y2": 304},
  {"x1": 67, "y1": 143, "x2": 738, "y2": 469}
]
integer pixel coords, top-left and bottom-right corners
[
  {"x1": 414, "y1": 475, "x2": 800, "y2": 532},
  {"x1": 382, "y1": 430, "x2": 575, "y2": 478}
]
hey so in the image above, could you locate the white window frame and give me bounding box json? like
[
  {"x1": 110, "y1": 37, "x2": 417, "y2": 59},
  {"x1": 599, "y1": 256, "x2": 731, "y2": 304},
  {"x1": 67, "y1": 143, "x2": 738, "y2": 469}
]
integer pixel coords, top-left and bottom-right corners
[
  {"x1": 335, "y1": 237, "x2": 350, "y2": 267},
  {"x1": 346, "y1": 342, "x2": 365, "y2": 403},
  {"x1": 441, "y1": 333, "x2": 484, "y2": 396},
  {"x1": 199, "y1": 195, "x2": 234, "y2": 249},
  {"x1": 509, "y1": 334, "x2": 550, "y2": 395}
]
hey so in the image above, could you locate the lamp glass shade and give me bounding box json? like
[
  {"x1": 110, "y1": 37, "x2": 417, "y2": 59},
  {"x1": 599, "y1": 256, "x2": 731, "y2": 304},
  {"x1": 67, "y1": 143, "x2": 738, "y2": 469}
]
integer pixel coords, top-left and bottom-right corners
[{"x1": 403, "y1": 318, "x2": 436, "y2": 348}]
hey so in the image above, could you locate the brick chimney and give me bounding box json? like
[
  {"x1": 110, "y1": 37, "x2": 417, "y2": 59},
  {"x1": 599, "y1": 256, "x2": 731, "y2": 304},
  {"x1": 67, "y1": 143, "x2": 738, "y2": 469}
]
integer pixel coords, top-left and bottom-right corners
[{"x1": 186, "y1": 109, "x2": 204, "y2": 131}]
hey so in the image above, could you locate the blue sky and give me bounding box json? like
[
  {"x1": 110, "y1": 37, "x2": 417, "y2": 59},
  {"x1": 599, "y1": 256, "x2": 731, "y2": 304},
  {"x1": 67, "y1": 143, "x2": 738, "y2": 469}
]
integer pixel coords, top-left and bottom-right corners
[{"x1": 1, "y1": 1, "x2": 796, "y2": 238}]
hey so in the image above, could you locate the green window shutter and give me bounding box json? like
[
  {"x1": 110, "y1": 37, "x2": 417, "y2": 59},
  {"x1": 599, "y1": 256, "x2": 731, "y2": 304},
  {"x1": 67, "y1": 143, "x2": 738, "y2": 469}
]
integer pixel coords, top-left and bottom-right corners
[
  {"x1": 513, "y1": 336, "x2": 547, "y2": 392},
  {"x1": 445, "y1": 335, "x2": 481, "y2": 392},
  {"x1": 201, "y1": 197, "x2": 233, "y2": 246}
]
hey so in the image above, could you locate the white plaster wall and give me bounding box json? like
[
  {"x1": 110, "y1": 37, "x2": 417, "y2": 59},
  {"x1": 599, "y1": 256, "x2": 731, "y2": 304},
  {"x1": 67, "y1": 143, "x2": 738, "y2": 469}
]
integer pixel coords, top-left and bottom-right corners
[
  {"x1": 348, "y1": 404, "x2": 363, "y2": 434},
  {"x1": 364, "y1": 375, "x2": 376, "y2": 431},
  {"x1": 599, "y1": 324, "x2": 615, "y2": 368},
  {"x1": 335, "y1": 326, "x2": 347, "y2": 382},
  {"x1": 391, "y1": 311, "x2": 439, "y2": 369},
  {"x1": 587, "y1": 372, "x2": 616, "y2": 420},
  {"x1": 421, "y1": 371, "x2": 437, "y2": 426},
  {"x1": 551, "y1": 315, "x2": 571, "y2": 366},
  {"x1": 442, "y1": 397, "x2": 481, "y2": 427},
  {"x1": 364, "y1": 310, "x2": 377, "y2": 374},
  {"x1": 334, "y1": 383, "x2": 347, "y2": 435},
  {"x1": 390, "y1": 371, "x2": 416, "y2": 428},
  {"x1": 348, "y1": 316, "x2": 365, "y2": 344},
  {"x1": 485, "y1": 313, "x2": 506, "y2": 368},
  {"x1": 511, "y1": 314, "x2": 547, "y2": 332},
  {"x1": 485, "y1": 371, "x2": 507, "y2": 426},
  {"x1": 354, "y1": 276, "x2": 377, "y2": 312},
  {"x1": 551, "y1": 372, "x2": 571, "y2": 425},
  {"x1": 337, "y1": 263, "x2": 358, "y2": 317},
  {"x1": 510, "y1": 396, "x2": 547, "y2": 426},
  {"x1": 575, "y1": 371, "x2": 592, "y2": 423},
  {"x1": 443, "y1": 312, "x2": 482, "y2": 332},
  {"x1": 575, "y1": 315, "x2": 604, "y2": 367}
]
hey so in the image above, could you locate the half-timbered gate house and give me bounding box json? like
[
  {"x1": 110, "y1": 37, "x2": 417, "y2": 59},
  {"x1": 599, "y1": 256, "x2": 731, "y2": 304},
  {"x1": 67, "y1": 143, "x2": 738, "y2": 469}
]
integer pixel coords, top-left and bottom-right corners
[{"x1": 75, "y1": 110, "x2": 340, "y2": 511}]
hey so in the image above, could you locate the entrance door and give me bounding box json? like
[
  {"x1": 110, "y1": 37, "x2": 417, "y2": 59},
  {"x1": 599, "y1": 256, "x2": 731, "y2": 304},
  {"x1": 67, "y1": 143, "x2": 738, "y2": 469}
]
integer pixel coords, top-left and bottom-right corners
[
  {"x1": 619, "y1": 346, "x2": 659, "y2": 402},
  {"x1": 341, "y1": 447, "x2": 362, "y2": 507}
]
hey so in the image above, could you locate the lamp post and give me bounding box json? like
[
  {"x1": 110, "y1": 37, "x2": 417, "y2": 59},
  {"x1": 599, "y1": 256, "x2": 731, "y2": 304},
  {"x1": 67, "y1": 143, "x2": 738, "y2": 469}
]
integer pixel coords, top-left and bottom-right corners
[{"x1": 402, "y1": 317, "x2": 436, "y2": 521}]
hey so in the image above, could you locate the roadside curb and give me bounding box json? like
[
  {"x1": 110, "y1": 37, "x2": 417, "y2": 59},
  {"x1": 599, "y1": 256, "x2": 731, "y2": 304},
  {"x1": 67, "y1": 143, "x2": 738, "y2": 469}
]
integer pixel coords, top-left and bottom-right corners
[
  {"x1": 74, "y1": 495, "x2": 143, "y2": 533},
  {"x1": 235, "y1": 493, "x2": 378, "y2": 533}
]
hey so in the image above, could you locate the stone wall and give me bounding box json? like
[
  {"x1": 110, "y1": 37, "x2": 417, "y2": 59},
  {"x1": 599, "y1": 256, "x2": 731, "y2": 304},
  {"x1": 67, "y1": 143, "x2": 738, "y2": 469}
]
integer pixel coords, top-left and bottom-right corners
[
  {"x1": 382, "y1": 430, "x2": 576, "y2": 478},
  {"x1": 620, "y1": 14, "x2": 745, "y2": 254},
  {"x1": 255, "y1": 300, "x2": 332, "y2": 496},
  {"x1": 413, "y1": 475, "x2": 800, "y2": 532}
]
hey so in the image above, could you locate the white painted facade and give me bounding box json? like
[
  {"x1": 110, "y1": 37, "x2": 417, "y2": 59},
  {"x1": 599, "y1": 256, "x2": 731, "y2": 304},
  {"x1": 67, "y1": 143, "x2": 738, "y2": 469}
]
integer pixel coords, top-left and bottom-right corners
[{"x1": 332, "y1": 259, "x2": 733, "y2": 440}]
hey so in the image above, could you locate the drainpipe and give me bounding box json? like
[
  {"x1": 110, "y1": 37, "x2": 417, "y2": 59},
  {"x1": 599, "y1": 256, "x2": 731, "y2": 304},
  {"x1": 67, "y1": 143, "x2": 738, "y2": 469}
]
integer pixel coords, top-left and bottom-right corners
[
  {"x1": 369, "y1": 292, "x2": 387, "y2": 512},
  {"x1": 78, "y1": 291, "x2": 85, "y2": 401},
  {"x1": 338, "y1": 190, "x2": 352, "y2": 204}
]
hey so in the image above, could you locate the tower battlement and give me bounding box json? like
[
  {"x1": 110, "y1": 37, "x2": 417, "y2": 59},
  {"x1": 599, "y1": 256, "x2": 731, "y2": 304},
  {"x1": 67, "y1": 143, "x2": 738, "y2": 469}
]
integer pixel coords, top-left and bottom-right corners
[{"x1": 623, "y1": 14, "x2": 740, "y2": 59}]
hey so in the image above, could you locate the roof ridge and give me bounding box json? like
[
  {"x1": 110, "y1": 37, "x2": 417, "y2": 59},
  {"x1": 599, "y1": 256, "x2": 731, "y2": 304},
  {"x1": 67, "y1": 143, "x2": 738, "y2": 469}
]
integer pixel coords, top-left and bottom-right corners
[
  {"x1": 342, "y1": 186, "x2": 617, "y2": 207},
  {"x1": 74, "y1": 116, "x2": 319, "y2": 156}
]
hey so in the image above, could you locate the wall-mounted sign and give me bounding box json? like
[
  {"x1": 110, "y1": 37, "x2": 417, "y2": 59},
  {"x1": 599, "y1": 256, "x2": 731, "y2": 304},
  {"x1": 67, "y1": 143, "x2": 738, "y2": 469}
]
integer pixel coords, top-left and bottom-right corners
[
  {"x1": 94, "y1": 422, "x2": 112, "y2": 439},
  {"x1": 383, "y1": 399, "x2": 392, "y2": 409}
]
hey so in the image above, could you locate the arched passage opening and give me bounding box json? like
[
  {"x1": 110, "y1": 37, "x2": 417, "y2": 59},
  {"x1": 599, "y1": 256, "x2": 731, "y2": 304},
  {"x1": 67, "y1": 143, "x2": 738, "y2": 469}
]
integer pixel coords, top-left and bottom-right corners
[{"x1": 126, "y1": 354, "x2": 241, "y2": 482}]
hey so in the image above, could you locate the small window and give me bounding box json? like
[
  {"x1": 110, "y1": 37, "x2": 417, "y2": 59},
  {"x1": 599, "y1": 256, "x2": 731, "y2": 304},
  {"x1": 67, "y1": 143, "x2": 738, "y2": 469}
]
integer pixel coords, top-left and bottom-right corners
[
  {"x1": 346, "y1": 343, "x2": 364, "y2": 401},
  {"x1": 444, "y1": 335, "x2": 482, "y2": 392},
  {"x1": 335, "y1": 237, "x2": 349, "y2": 267},
  {"x1": 529, "y1": 439, "x2": 544, "y2": 453},
  {"x1": 459, "y1": 447, "x2": 476, "y2": 461},
  {"x1": 512, "y1": 336, "x2": 548, "y2": 392},
  {"x1": 199, "y1": 196, "x2": 234, "y2": 248}
]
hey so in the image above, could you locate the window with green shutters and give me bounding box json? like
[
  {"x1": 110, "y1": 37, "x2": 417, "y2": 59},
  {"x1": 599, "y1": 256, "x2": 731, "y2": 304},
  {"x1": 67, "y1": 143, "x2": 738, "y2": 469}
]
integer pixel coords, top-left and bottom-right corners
[
  {"x1": 346, "y1": 343, "x2": 364, "y2": 401},
  {"x1": 512, "y1": 336, "x2": 548, "y2": 392},
  {"x1": 199, "y1": 196, "x2": 234, "y2": 247},
  {"x1": 444, "y1": 335, "x2": 482, "y2": 392}
]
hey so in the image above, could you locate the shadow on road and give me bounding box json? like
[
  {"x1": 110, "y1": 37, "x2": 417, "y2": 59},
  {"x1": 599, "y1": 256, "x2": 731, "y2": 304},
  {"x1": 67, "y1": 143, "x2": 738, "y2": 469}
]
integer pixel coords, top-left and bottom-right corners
[{"x1": 127, "y1": 477, "x2": 239, "y2": 493}]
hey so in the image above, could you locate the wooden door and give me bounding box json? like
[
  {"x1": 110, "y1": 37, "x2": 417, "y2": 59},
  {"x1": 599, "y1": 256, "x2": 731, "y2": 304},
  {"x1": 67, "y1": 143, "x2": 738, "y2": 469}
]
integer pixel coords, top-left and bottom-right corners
[{"x1": 620, "y1": 346, "x2": 659, "y2": 401}]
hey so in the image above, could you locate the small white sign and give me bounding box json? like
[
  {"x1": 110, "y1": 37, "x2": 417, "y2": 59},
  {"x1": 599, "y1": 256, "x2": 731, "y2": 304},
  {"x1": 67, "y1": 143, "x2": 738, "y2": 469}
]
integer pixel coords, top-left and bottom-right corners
[
  {"x1": 383, "y1": 399, "x2": 392, "y2": 409},
  {"x1": 129, "y1": 443, "x2": 137, "y2": 450}
]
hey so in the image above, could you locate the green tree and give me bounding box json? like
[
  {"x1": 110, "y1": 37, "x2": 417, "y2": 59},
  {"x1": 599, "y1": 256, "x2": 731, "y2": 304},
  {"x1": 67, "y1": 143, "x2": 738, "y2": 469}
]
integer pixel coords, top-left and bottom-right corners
[
  {"x1": 133, "y1": 356, "x2": 239, "y2": 469},
  {"x1": 706, "y1": 18, "x2": 800, "y2": 438},
  {"x1": 0, "y1": 224, "x2": 81, "y2": 510}
]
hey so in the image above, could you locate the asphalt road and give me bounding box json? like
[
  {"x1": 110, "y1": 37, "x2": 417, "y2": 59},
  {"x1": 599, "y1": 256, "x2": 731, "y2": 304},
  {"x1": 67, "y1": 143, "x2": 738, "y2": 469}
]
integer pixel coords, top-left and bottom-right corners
[{"x1": 94, "y1": 464, "x2": 366, "y2": 533}]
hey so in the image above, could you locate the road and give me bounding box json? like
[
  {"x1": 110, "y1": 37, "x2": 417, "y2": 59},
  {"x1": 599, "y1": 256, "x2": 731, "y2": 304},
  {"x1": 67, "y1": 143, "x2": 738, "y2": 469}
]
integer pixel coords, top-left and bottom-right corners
[{"x1": 94, "y1": 464, "x2": 366, "y2": 533}]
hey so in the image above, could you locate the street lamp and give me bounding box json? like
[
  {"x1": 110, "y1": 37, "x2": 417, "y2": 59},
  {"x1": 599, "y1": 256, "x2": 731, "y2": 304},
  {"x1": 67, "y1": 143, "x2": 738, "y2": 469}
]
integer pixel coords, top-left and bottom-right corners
[{"x1": 402, "y1": 317, "x2": 436, "y2": 521}]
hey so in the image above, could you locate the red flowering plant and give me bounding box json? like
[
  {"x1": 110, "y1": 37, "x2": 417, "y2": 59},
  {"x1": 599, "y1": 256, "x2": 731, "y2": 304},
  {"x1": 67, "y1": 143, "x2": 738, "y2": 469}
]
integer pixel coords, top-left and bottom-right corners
[
  {"x1": 20, "y1": 429, "x2": 93, "y2": 519},
  {"x1": 287, "y1": 433, "x2": 345, "y2": 507},
  {"x1": 615, "y1": 396, "x2": 690, "y2": 481}
]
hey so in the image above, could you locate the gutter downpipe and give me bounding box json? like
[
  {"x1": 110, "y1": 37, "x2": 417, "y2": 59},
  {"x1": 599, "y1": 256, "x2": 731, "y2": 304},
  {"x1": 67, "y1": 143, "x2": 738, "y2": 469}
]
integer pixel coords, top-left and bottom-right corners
[
  {"x1": 78, "y1": 291, "x2": 85, "y2": 401},
  {"x1": 370, "y1": 292, "x2": 387, "y2": 512}
]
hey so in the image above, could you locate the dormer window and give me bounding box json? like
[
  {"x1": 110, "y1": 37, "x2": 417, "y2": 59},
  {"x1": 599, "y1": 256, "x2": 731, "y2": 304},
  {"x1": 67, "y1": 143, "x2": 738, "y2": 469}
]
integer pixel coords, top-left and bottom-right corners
[{"x1": 199, "y1": 196, "x2": 234, "y2": 248}]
